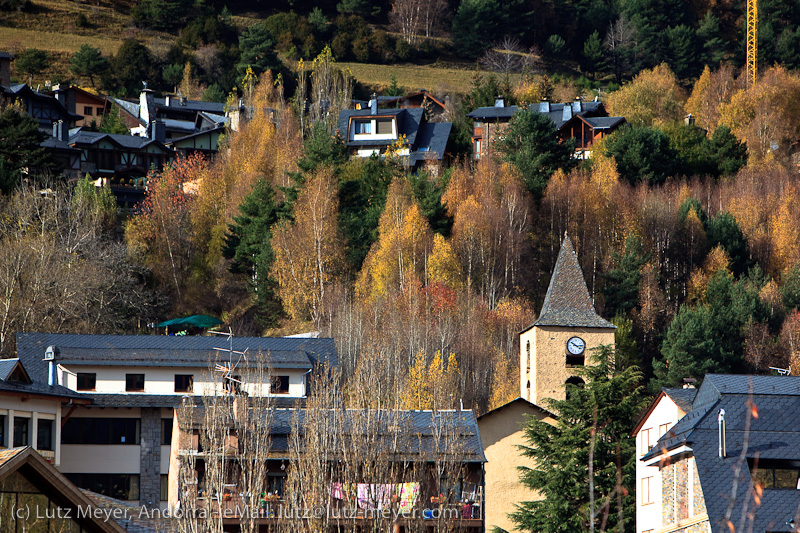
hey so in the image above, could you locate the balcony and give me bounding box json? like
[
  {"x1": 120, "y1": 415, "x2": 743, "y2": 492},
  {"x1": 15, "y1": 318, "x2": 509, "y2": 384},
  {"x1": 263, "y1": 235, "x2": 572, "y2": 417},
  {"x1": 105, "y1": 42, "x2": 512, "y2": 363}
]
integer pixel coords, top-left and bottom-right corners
[{"x1": 188, "y1": 483, "x2": 484, "y2": 528}]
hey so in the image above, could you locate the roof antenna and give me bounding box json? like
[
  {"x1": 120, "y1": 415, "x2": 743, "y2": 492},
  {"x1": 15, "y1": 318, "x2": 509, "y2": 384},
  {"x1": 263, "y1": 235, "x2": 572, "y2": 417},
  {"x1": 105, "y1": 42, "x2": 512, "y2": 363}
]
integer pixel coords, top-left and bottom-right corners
[{"x1": 769, "y1": 366, "x2": 791, "y2": 376}]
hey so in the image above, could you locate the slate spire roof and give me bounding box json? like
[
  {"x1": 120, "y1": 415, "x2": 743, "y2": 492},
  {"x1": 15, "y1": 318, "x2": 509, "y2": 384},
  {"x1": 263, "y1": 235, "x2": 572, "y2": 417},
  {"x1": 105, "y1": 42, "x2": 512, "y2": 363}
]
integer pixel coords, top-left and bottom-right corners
[{"x1": 533, "y1": 234, "x2": 614, "y2": 329}]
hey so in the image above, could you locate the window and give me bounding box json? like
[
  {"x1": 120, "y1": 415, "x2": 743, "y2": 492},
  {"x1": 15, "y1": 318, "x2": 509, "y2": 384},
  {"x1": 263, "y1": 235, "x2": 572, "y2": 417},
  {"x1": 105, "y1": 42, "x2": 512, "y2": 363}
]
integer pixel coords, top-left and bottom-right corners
[
  {"x1": 76, "y1": 373, "x2": 96, "y2": 391},
  {"x1": 268, "y1": 473, "x2": 285, "y2": 497},
  {"x1": 640, "y1": 428, "x2": 653, "y2": 455},
  {"x1": 37, "y1": 419, "x2": 53, "y2": 451},
  {"x1": 126, "y1": 373, "x2": 145, "y2": 392},
  {"x1": 376, "y1": 118, "x2": 393, "y2": 135},
  {"x1": 641, "y1": 476, "x2": 654, "y2": 505},
  {"x1": 355, "y1": 121, "x2": 371, "y2": 134},
  {"x1": 161, "y1": 418, "x2": 173, "y2": 446},
  {"x1": 564, "y1": 376, "x2": 585, "y2": 400},
  {"x1": 161, "y1": 474, "x2": 169, "y2": 501},
  {"x1": 13, "y1": 418, "x2": 29, "y2": 447},
  {"x1": 65, "y1": 473, "x2": 140, "y2": 501},
  {"x1": 0, "y1": 414, "x2": 5, "y2": 446},
  {"x1": 750, "y1": 459, "x2": 800, "y2": 489},
  {"x1": 83, "y1": 106, "x2": 93, "y2": 116},
  {"x1": 62, "y1": 418, "x2": 140, "y2": 445},
  {"x1": 659, "y1": 423, "x2": 671, "y2": 437},
  {"x1": 271, "y1": 375, "x2": 290, "y2": 394},
  {"x1": 224, "y1": 375, "x2": 242, "y2": 394},
  {"x1": 175, "y1": 374, "x2": 193, "y2": 393}
]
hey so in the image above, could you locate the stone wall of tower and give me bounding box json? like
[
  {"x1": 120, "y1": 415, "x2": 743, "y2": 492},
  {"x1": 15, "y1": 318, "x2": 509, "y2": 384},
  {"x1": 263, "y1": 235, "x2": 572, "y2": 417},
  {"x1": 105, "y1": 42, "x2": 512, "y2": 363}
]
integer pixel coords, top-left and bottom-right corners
[{"x1": 521, "y1": 325, "x2": 615, "y2": 406}]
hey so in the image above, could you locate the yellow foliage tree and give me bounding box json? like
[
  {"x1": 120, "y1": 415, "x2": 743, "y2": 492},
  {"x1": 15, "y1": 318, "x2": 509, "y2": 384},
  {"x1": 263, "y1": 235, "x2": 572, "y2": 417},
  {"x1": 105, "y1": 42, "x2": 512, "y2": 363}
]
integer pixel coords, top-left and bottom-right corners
[
  {"x1": 606, "y1": 63, "x2": 686, "y2": 126},
  {"x1": 769, "y1": 189, "x2": 800, "y2": 274},
  {"x1": 718, "y1": 66, "x2": 800, "y2": 161},
  {"x1": 687, "y1": 245, "x2": 730, "y2": 303},
  {"x1": 401, "y1": 350, "x2": 429, "y2": 409},
  {"x1": 271, "y1": 166, "x2": 344, "y2": 324},
  {"x1": 428, "y1": 233, "x2": 464, "y2": 290}
]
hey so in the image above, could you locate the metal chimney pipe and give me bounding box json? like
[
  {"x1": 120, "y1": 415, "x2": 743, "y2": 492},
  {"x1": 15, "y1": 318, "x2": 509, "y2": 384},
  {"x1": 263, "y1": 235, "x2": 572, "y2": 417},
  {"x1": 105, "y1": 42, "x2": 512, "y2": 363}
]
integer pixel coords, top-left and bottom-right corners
[{"x1": 718, "y1": 409, "x2": 726, "y2": 458}]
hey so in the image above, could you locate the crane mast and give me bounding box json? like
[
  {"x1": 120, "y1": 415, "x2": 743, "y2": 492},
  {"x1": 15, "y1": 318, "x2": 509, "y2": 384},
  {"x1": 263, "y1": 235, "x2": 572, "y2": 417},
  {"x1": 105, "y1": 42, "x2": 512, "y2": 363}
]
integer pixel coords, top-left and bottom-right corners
[{"x1": 747, "y1": 0, "x2": 758, "y2": 86}]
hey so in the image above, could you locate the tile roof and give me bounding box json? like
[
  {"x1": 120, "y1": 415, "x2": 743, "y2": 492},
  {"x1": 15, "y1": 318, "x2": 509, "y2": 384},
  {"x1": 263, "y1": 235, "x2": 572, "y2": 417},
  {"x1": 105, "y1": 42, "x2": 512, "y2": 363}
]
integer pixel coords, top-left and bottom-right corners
[
  {"x1": 642, "y1": 374, "x2": 800, "y2": 532},
  {"x1": 337, "y1": 108, "x2": 424, "y2": 147},
  {"x1": 0, "y1": 358, "x2": 21, "y2": 380},
  {"x1": 68, "y1": 130, "x2": 171, "y2": 152},
  {"x1": 531, "y1": 234, "x2": 614, "y2": 329},
  {"x1": 467, "y1": 101, "x2": 606, "y2": 130},
  {"x1": 81, "y1": 490, "x2": 172, "y2": 533},
  {"x1": 16, "y1": 332, "x2": 338, "y2": 370},
  {"x1": 408, "y1": 121, "x2": 451, "y2": 163},
  {"x1": 185, "y1": 407, "x2": 485, "y2": 462},
  {"x1": 662, "y1": 387, "x2": 697, "y2": 413}
]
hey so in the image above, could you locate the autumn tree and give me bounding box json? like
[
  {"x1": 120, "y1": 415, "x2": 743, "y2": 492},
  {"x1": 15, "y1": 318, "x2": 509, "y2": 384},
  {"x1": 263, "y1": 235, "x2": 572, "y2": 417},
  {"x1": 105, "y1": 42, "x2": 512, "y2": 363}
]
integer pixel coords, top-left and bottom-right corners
[
  {"x1": 606, "y1": 63, "x2": 686, "y2": 126},
  {"x1": 126, "y1": 154, "x2": 204, "y2": 305},
  {"x1": 271, "y1": 166, "x2": 344, "y2": 325}
]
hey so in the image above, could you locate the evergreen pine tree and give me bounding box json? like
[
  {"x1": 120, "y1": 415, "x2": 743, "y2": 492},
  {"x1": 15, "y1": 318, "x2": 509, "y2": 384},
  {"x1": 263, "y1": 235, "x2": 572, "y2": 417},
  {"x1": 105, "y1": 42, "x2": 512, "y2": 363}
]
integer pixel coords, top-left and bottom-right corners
[
  {"x1": 510, "y1": 346, "x2": 645, "y2": 532},
  {"x1": 224, "y1": 178, "x2": 282, "y2": 326}
]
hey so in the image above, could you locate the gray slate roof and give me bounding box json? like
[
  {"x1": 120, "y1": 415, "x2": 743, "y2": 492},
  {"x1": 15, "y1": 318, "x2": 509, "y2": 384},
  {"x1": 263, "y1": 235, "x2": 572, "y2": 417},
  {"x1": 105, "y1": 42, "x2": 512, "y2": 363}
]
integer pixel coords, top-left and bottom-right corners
[
  {"x1": 467, "y1": 101, "x2": 606, "y2": 130},
  {"x1": 408, "y1": 121, "x2": 451, "y2": 163},
  {"x1": 0, "y1": 358, "x2": 20, "y2": 381},
  {"x1": 68, "y1": 130, "x2": 170, "y2": 152},
  {"x1": 337, "y1": 108, "x2": 425, "y2": 147},
  {"x1": 197, "y1": 407, "x2": 486, "y2": 462},
  {"x1": 663, "y1": 387, "x2": 698, "y2": 413},
  {"x1": 16, "y1": 332, "x2": 338, "y2": 370},
  {"x1": 531, "y1": 235, "x2": 614, "y2": 329},
  {"x1": 643, "y1": 374, "x2": 800, "y2": 532}
]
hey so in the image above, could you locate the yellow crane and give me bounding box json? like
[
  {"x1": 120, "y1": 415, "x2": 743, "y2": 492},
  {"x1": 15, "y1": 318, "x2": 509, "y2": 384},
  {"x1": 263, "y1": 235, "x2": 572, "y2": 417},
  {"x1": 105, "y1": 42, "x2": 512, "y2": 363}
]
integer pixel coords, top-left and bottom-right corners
[{"x1": 747, "y1": 0, "x2": 758, "y2": 86}]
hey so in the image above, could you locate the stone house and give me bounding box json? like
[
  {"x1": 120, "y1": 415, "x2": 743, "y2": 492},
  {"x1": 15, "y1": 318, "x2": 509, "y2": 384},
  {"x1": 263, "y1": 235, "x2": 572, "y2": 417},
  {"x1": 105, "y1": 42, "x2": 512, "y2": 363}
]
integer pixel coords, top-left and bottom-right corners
[{"x1": 638, "y1": 374, "x2": 800, "y2": 533}]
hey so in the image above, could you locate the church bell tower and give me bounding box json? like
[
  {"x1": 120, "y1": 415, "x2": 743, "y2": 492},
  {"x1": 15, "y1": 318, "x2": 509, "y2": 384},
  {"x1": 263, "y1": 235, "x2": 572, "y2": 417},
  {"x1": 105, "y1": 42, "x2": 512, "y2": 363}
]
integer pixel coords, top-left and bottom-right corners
[{"x1": 520, "y1": 234, "x2": 616, "y2": 406}]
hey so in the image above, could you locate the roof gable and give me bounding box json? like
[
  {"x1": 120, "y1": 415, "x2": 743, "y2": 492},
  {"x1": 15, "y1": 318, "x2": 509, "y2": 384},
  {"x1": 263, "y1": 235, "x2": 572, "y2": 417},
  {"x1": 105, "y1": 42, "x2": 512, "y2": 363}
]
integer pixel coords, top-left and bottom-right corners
[
  {"x1": 531, "y1": 234, "x2": 614, "y2": 329},
  {"x1": 0, "y1": 447, "x2": 126, "y2": 532}
]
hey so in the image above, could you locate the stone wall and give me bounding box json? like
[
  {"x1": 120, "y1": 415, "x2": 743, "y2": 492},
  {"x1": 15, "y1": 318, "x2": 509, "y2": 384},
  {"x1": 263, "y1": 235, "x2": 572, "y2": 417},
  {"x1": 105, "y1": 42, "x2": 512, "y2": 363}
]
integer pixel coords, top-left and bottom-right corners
[
  {"x1": 139, "y1": 407, "x2": 161, "y2": 507},
  {"x1": 660, "y1": 455, "x2": 710, "y2": 533}
]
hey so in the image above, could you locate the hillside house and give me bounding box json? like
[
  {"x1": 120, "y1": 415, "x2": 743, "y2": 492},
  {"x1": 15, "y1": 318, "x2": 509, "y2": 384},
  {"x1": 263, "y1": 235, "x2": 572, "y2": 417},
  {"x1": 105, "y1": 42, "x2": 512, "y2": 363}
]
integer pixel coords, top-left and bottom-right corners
[
  {"x1": 50, "y1": 84, "x2": 111, "y2": 127},
  {"x1": 466, "y1": 100, "x2": 625, "y2": 159},
  {"x1": 13, "y1": 332, "x2": 337, "y2": 509},
  {"x1": 0, "y1": 83, "x2": 81, "y2": 136},
  {"x1": 111, "y1": 89, "x2": 229, "y2": 149},
  {"x1": 353, "y1": 89, "x2": 448, "y2": 117},
  {"x1": 637, "y1": 374, "x2": 800, "y2": 533},
  {"x1": 337, "y1": 99, "x2": 452, "y2": 172}
]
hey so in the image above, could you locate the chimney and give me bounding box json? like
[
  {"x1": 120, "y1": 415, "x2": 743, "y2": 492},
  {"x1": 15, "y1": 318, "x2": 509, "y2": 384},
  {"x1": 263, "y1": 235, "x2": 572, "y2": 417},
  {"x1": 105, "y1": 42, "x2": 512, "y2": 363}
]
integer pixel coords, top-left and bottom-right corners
[
  {"x1": 180, "y1": 95, "x2": 187, "y2": 106},
  {"x1": 572, "y1": 99, "x2": 582, "y2": 113},
  {"x1": 44, "y1": 345, "x2": 57, "y2": 386},
  {"x1": 54, "y1": 86, "x2": 66, "y2": 106},
  {"x1": 539, "y1": 101, "x2": 550, "y2": 113},
  {"x1": 562, "y1": 103, "x2": 573, "y2": 122},
  {"x1": 494, "y1": 97, "x2": 505, "y2": 107},
  {"x1": 149, "y1": 120, "x2": 166, "y2": 143},
  {"x1": 140, "y1": 88, "x2": 155, "y2": 124},
  {"x1": 52, "y1": 120, "x2": 68, "y2": 142},
  {"x1": 682, "y1": 377, "x2": 696, "y2": 389},
  {"x1": 165, "y1": 95, "x2": 172, "y2": 107},
  {"x1": 369, "y1": 93, "x2": 378, "y2": 115},
  {"x1": 685, "y1": 113, "x2": 695, "y2": 126},
  {"x1": 718, "y1": 409, "x2": 726, "y2": 458}
]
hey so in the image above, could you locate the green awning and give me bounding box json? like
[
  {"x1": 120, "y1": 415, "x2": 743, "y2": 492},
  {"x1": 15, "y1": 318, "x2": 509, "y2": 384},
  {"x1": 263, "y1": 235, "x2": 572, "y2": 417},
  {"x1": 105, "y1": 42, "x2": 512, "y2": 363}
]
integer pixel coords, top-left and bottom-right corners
[{"x1": 156, "y1": 315, "x2": 223, "y2": 329}]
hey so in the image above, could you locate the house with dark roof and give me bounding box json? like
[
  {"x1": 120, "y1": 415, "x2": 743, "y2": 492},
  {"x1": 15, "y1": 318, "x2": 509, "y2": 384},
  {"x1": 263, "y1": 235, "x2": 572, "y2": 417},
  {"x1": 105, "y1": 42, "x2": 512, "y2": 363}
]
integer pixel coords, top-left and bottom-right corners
[
  {"x1": 12, "y1": 332, "x2": 338, "y2": 509},
  {"x1": 352, "y1": 89, "x2": 448, "y2": 117},
  {"x1": 638, "y1": 374, "x2": 800, "y2": 533},
  {"x1": 519, "y1": 234, "x2": 616, "y2": 407},
  {"x1": 0, "y1": 447, "x2": 127, "y2": 533},
  {"x1": 466, "y1": 100, "x2": 626, "y2": 159},
  {"x1": 633, "y1": 386, "x2": 697, "y2": 533},
  {"x1": 337, "y1": 98, "x2": 453, "y2": 172},
  {"x1": 168, "y1": 402, "x2": 485, "y2": 530},
  {"x1": 111, "y1": 89, "x2": 229, "y2": 149},
  {"x1": 1, "y1": 83, "x2": 82, "y2": 136},
  {"x1": 48, "y1": 84, "x2": 112, "y2": 128}
]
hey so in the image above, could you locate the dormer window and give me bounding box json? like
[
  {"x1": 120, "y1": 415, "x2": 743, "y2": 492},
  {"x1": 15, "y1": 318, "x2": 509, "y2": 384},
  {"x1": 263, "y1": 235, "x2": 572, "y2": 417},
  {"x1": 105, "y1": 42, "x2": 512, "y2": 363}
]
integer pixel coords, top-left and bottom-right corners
[
  {"x1": 355, "y1": 121, "x2": 371, "y2": 134},
  {"x1": 376, "y1": 118, "x2": 392, "y2": 135}
]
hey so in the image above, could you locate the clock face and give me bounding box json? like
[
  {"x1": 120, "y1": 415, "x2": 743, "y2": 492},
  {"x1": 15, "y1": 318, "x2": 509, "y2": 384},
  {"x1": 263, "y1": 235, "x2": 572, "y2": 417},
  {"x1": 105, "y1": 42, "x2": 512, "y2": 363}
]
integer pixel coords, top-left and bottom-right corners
[{"x1": 567, "y1": 336, "x2": 586, "y2": 355}]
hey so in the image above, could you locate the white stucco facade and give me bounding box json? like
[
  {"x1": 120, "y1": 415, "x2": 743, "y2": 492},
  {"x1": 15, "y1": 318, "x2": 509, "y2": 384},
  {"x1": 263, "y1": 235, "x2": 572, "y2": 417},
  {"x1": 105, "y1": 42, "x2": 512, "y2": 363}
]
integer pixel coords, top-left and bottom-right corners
[
  {"x1": 0, "y1": 396, "x2": 61, "y2": 465},
  {"x1": 634, "y1": 392, "x2": 689, "y2": 533}
]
